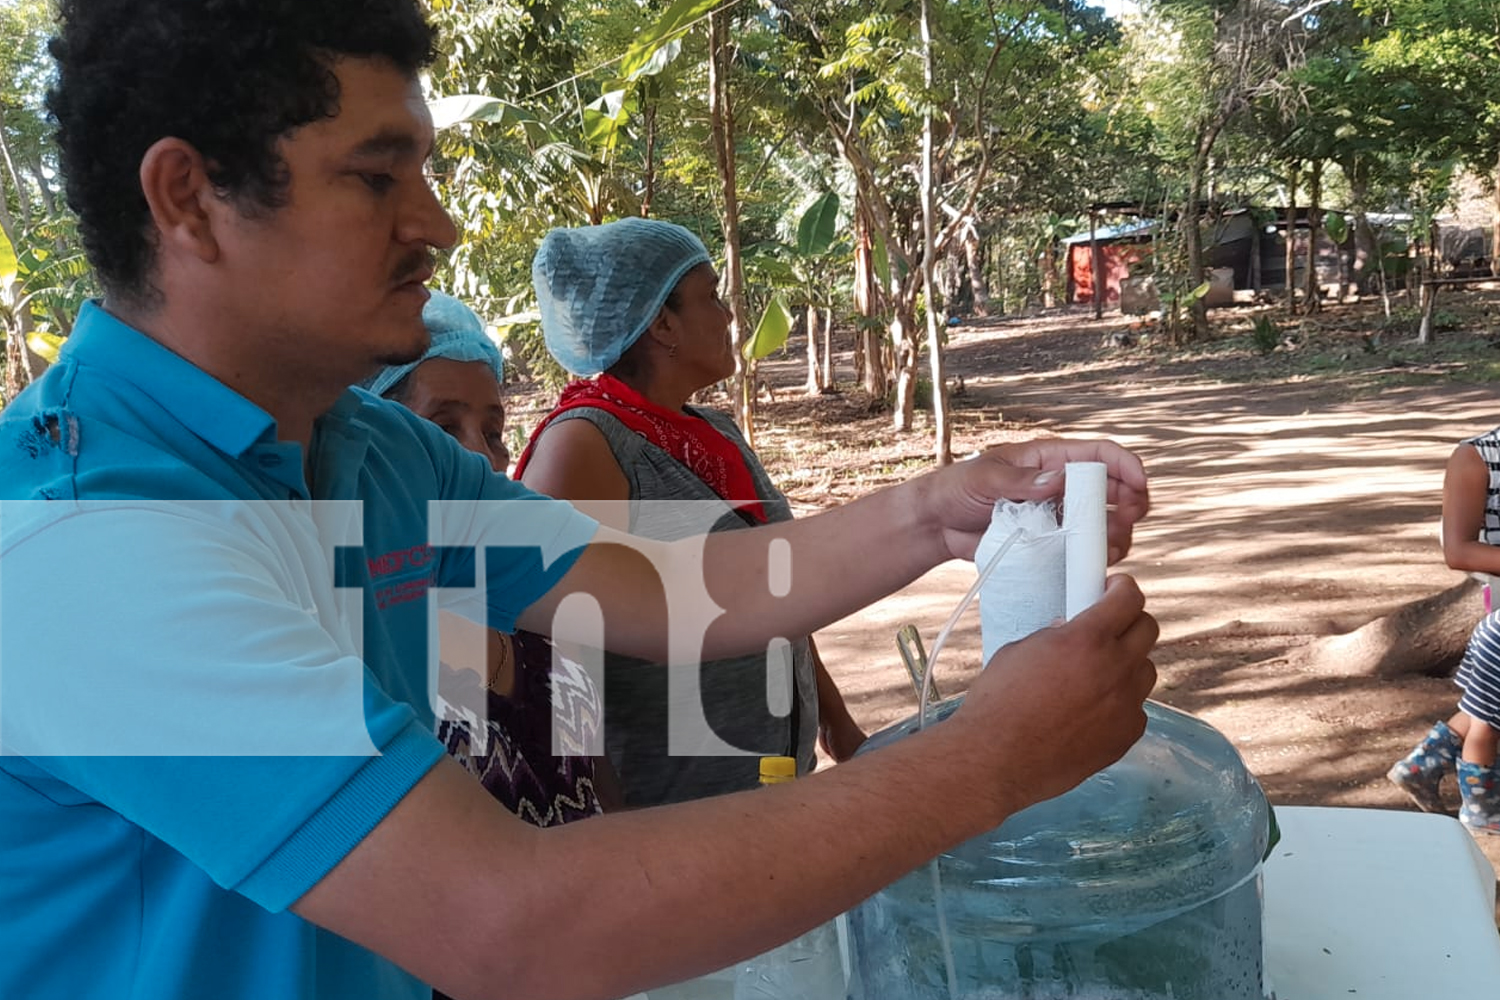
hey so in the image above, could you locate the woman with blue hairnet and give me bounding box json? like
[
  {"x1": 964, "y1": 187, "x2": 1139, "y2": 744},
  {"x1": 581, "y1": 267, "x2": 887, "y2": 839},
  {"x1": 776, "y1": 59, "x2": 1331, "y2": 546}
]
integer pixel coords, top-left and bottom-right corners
[
  {"x1": 514, "y1": 218, "x2": 867, "y2": 807},
  {"x1": 365, "y1": 291, "x2": 622, "y2": 833}
]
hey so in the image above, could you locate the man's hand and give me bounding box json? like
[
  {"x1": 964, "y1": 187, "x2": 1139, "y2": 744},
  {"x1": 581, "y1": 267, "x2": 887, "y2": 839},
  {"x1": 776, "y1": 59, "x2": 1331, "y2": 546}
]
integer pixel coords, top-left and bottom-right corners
[
  {"x1": 953, "y1": 574, "x2": 1158, "y2": 816},
  {"x1": 927, "y1": 439, "x2": 1150, "y2": 565}
]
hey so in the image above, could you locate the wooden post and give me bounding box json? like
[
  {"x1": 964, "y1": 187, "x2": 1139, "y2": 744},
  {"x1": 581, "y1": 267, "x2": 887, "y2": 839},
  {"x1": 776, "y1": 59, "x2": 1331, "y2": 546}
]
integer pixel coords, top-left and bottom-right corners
[
  {"x1": 1250, "y1": 216, "x2": 1262, "y2": 293},
  {"x1": 1090, "y1": 211, "x2": 1103, "y2": 320}
]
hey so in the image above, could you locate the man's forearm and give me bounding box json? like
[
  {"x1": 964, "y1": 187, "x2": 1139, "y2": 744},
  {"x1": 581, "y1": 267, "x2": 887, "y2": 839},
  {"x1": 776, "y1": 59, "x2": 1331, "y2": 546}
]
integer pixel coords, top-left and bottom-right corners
[
  {"x1": 300, "y1": 569, "x2": 1158, "y2": 1000},
  {"x1": 520, "y1": 474, "x2": 943, "y2": 663},
  {"x1": 323, "y1": 717, "x2": 1010, "y2": 1000},
  {"x1": 694, "y1": 475, "x2": 944, "y2": 659}
]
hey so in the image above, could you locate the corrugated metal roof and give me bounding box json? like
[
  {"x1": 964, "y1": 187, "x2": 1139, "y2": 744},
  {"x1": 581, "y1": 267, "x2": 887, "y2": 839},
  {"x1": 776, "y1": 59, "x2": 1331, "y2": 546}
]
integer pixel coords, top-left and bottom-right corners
[{"x1": 1062, "y1": 220, "x2": 1155, "y2": 245}]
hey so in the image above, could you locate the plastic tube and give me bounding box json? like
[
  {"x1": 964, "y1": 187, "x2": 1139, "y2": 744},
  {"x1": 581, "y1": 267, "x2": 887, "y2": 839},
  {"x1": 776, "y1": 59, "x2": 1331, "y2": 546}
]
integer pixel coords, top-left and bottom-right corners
[
  {"x1": 916, "y1": 525, "x2": 1025, "y2": 732},
  {"x1": 912, "y1": 527, "x2": 1022, "y2": 1000}
]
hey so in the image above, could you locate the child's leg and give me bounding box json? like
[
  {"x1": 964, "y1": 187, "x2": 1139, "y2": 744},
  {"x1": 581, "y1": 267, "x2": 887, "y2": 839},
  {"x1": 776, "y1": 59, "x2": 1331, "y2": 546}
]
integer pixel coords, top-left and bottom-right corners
[
  {"x1": 1458, "y1": 716, "x2": 1500, "y2": 834},
  {"x1": 1448, "y1": 712, "x2": 1471, "y2": 740},
  {"x1": 1462, "y1": 717, "x2": 1497, "y2": 766},
  {"x1": 1446, "y1": 614, "x2": 1500, "y2": 827}
]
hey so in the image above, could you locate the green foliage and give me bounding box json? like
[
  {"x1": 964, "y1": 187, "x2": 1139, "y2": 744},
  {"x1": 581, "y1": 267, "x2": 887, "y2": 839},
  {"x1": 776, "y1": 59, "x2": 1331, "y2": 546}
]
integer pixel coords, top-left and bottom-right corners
[
  {"x1": 413, "y1": 0, "x2": 1499, "y2": 385},
  {"x1": 0, "y1": 228, "x2": 16, "y2": 287},
  {"x1": 742, "y1": 251, "x2": 799, "y2": 289},
  {"x1": 1251, "y1": 314, "x2": 1280, "y2": 355},
  {"x1": 0, "y1": 1, "x2": 97, "y2": 367},
  {"x1": 14, "y1": 217, "x2": 97, "y2": 326},
  {"x1": 581, "y1": 88, "x2": 639, "y2": 152},
  {"x1": 1350, "y1": 0, "x2": 1500, "y2": 175},
  {"x1": 428, "y1": 94, "x2": 528, "y2": 129},
  {"x1": 617, "y1": 0, "x2": 717, "y2": 81},
  {"x1": 1379, "y1": 306, "x2": 1464, "y2": 336},
  {"x1": 1323, "y1": 211, "x2": 1349, "y2": 244},
  {"x1": 743, "y1": 294, "x2": 794, "y2": 360},
  {"x1": 795, "y1": 192, "x2": 840, "y2": 257}
]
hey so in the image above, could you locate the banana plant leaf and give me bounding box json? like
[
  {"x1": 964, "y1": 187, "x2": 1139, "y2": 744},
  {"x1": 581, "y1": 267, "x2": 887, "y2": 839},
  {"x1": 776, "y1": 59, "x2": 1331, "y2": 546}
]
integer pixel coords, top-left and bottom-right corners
[{"x1": 742, "y1": 294, "x2": 793, "y2": 361}]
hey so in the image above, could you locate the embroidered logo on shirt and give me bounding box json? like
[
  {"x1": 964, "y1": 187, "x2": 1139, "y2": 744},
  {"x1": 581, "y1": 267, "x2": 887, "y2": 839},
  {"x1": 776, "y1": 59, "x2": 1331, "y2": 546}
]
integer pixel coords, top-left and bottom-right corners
[{"x1": 366, "y1": 545, "x2": 436, "y2": 610}]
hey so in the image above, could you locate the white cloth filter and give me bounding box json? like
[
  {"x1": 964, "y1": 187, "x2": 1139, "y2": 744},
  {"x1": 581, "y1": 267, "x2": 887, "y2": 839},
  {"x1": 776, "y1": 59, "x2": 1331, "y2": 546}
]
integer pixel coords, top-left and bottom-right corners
[
  {"x1": 975, "y1": 461, "x2": 1109, "y2": 664},
  {"x1": 976, "y1": 500, "x2": 1066, "y2": 665}
]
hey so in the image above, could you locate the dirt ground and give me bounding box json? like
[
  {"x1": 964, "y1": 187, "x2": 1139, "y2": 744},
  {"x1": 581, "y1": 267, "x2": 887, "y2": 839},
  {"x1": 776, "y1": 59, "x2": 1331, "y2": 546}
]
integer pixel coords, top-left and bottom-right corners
[{"x1": 509, "y1": 286, "x2": 1500, "y2": 886}]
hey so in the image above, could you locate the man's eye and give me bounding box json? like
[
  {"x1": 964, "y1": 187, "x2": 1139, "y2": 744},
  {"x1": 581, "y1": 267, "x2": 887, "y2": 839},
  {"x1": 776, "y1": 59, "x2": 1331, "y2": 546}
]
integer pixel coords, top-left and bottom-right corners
[{"x1": 360, "y1": 173, "x2": 396, "y2": 193}]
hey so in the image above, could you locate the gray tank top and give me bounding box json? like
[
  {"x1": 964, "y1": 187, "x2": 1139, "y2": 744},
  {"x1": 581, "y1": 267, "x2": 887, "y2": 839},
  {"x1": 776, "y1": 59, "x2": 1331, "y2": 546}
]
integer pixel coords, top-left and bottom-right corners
[{"x1": 545, "y1": 405, "x2": 819, "y2": 806}]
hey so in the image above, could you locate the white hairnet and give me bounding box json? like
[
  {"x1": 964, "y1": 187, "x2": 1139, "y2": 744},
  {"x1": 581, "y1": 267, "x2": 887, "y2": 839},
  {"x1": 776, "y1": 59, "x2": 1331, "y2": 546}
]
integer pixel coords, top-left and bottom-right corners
[
  {"x1": 532, "y1": 218, "x2": 712, "y2": 376},
  {"x1": 362, "y1": 290, "x2": 502, "y2": 398}
]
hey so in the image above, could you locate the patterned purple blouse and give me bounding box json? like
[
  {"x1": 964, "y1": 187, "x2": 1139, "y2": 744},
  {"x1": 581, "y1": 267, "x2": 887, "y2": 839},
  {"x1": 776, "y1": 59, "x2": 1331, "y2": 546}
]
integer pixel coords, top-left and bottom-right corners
[{"x1": 435, "y1": 629, "x2": 605, "y2": 828}]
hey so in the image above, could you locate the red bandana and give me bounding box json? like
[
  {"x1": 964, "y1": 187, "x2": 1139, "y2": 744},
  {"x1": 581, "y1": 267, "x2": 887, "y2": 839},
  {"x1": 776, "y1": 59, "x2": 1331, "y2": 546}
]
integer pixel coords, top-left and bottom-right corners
[{"x1": 513, "y1": 374, "x2": 768, "y2": 524}]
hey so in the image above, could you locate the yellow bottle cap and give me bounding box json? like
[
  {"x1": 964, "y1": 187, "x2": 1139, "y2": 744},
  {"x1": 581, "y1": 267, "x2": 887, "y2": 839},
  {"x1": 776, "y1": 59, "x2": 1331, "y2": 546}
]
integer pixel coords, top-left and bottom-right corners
[{"x1": 758, "y1": 756, "x2": 797, "y2": 785}]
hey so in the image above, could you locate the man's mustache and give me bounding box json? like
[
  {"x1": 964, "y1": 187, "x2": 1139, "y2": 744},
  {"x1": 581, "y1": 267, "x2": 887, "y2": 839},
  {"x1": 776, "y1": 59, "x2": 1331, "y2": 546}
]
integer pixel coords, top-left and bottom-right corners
[{"x1": 392, "y1": 252, "x2": 436, "y2": 285}]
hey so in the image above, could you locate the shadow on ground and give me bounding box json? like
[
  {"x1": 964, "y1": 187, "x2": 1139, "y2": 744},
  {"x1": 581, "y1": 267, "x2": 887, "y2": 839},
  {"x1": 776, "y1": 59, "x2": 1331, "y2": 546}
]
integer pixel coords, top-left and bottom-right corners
[{"x1": 803, "y1": 308, "x2": 1500, "y2": 888}]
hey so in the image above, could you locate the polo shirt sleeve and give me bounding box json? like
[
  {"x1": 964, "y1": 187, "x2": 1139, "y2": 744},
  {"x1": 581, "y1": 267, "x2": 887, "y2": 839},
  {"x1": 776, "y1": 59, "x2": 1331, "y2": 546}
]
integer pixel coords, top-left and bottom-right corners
[
  {"x1": 405, "y1": 412, "x2": 600, "y2": 633},
  {"x1": 0, "y1": 501, "x2": 444, "y2": 912}
]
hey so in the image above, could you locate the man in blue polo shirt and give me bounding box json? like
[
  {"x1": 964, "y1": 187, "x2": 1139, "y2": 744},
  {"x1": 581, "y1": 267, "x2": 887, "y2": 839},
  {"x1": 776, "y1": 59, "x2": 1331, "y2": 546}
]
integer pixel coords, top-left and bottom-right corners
[{"x1": 0, "y1": 2, "x2": 1159, "y2": 999}]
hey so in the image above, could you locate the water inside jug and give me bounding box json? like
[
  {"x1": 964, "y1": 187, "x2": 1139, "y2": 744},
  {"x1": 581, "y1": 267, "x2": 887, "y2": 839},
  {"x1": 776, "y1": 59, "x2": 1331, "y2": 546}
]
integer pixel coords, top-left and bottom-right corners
[{"x1": 846, "y1": 698, "x2": 1270, "y2": 1000}]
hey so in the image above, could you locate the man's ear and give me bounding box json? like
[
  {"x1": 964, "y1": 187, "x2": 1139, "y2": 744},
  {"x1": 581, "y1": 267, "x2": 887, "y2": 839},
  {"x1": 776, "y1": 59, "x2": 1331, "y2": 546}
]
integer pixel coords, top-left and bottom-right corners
[{"x1": 138, "y1": 137, "x2": 221, "y2": 264}]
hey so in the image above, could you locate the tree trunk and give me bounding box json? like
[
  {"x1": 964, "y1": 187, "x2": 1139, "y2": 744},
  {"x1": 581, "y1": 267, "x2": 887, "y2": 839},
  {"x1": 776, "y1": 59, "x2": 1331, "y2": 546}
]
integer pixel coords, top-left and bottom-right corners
[
  {"x1": 804, "y1": 305, "x2": 822, "y2": 396},
  {"x1": 1418, "y1": 281, "x2": 1439, "y2": 345},
  {"x1": 1182, "y1": 169, "x2": 1205, "y2": 341},
  {"x1": 1284, "y1": 163, "x2": 1299, "y2": 317},
  {"x1": 918, "y1": 0, "x2": 950, "y2": 464},
  {"x1": 0, "y1": 110, "x2": 34, "y2": 232},
  {"x1": 1347, "y1": 159, "x2": 1370, "y2": 296},
  {"x1": 1042, "y1": 241, "x2": 1056, "y2": 308},
  {"x1": 925, "y1": 312, "x2": 951, "y2": 463},
  {"x1": 938, "y1": 256, "x2": 958, "y2": 314},
  {"x1": 1493, "y1": 147, "x2": 1499, "y2": 265},
  {"x1": 1349, "y1": 160, "x2": 1394, "y2": 317},
  {"x1": 890, "y1": 296, "x2": 918, "y2": 433},
  {"x1": 853, "y1": 195, "x2": 887, "y2": 399},
  {"x1": 820, "y1": 306, "x2": 833, "y2": 391},
  {"x1": 1303, "y1": 578, "x2": 1482, "y2": 679},
  {"x1": 1183, "y1": 133, "x2": 1213, "y2": 342},
  {"x1": 1301, "y1": 160, "x2": 1322, "y2": 315},
  {"x1": 1352, "y1": 208, "x2": 1376, "y2": 303},
  {"x1": 965, "y1": 229, "x2": 989, "y2": 317},
  {"x1": 27, "y1": 158, "x2": 56, "y2": 218},
  {"x1": 4, "y1": 328, "x2": 29, "y2": 406},
  {"x1": 2, "y1": 284, "x2": 39, "y2": 405},
  {"x1": 706, "y1": 12, "x2": 753, "y2": 439},
  {"x1": 639, "y1": 86, "x2": 657, "y2": 219}
]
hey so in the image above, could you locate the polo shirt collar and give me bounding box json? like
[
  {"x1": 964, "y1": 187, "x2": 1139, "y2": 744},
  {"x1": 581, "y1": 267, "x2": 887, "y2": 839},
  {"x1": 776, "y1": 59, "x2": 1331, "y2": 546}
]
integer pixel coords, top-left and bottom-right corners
[
  {"x1": 309, "y1": 390, "x2": 375, "y2": 500},
  {"x1": 66, "y1": 301, "x2": 277, "y2": 459}
]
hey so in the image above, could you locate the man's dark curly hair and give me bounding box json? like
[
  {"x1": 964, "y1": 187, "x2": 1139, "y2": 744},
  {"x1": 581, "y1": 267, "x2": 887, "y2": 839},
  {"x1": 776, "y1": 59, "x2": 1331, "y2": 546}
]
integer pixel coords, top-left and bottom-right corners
[{"x1": 46, "y1": 0, "x2": 437, "y2": 303}]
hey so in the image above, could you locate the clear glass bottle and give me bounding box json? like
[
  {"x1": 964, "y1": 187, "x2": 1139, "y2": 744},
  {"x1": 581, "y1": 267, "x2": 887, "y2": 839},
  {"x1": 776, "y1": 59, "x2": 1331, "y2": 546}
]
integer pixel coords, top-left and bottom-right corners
[
  {"x1": 845, "y1": 700, "x2": 1270, "y2": 1000},
  {"x1": 733, "y1": 757, "x2": 848, "y2": 1000}
]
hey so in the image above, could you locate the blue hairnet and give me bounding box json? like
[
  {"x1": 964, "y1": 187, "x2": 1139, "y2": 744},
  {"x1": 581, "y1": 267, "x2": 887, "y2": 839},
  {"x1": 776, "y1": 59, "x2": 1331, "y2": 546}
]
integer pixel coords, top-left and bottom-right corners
[
  {"x1": 532, "y1": 218, "x2": 712, "y2": 376},
  {"x1": 362, "y1": 291, "x2": 503, "y2": 398}
]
